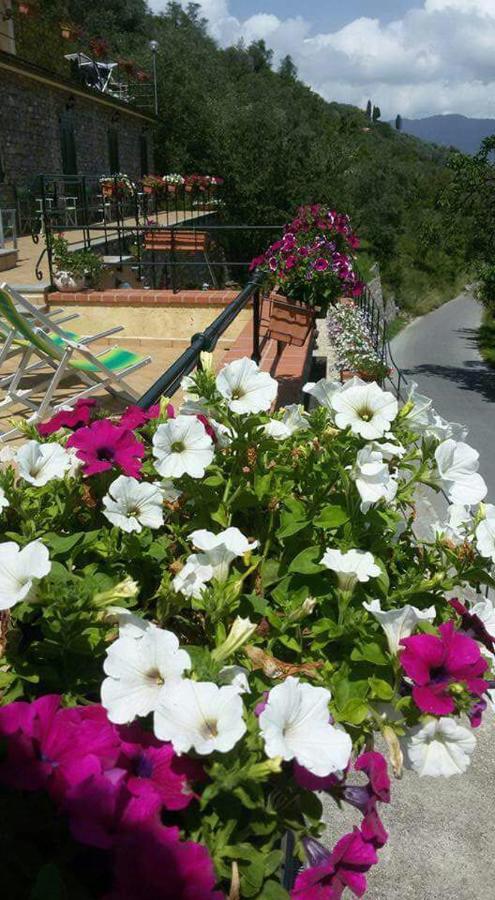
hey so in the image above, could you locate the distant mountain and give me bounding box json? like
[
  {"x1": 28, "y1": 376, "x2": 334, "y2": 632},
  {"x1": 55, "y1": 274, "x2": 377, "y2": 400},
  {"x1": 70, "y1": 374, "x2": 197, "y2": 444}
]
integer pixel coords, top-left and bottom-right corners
[{"x1": 397, "y1": 114, "x2": 495, "y2": 154}]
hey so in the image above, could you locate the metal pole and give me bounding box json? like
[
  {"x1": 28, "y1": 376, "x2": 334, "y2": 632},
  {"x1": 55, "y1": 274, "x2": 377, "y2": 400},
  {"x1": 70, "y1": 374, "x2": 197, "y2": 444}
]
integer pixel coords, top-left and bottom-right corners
[{"x1": 149, "y1": 41, "x2": 159, "y2": 116}]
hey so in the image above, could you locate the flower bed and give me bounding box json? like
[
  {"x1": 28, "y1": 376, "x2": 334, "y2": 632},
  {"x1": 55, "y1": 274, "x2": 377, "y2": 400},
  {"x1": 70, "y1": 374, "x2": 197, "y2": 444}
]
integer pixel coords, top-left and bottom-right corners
[
  {"x1": 0, "y1": 359, "x2": 494, "y2": 898},
  {"x1": 327, "y1": 299, "x2": 390, "y2": 382}
]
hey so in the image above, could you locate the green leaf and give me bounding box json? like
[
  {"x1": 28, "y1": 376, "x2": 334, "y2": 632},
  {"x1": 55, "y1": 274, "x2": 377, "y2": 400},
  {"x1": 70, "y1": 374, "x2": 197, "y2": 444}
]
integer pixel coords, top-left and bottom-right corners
[
  {"x1": 276, "y1": 516, "x2": 308, "y2": 539},
  {"x1": 288, "y1": 546, "x2": 323, "y2": 575},
  {"x1": 257, "y1": 881, "x2": 290, "y2": 900},
  {"x1": 368, "y1": 676, "x2": 394, "y2": 701},
  {"x1": 336, "y1": 698, "x2": 370, "y2": 725},
  {"x1": 30, "y1": 864, "x2": 67, "y2": 900},
  {"x1": 211, "y1": 503, "x2": 230, "y2": 527},
  {"x1": 351, "y1": 641, "x2": 388, "y2": 666},
  {"x1": 314, "y1": 505, "x2": 349, "y2": 529}
]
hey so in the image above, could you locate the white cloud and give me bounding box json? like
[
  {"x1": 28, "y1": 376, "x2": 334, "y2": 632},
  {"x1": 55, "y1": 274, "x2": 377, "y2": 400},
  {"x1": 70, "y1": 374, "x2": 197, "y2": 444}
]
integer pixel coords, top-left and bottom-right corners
[{"x1": 151, "y1": 1, "x2": 495, "y2": 119}]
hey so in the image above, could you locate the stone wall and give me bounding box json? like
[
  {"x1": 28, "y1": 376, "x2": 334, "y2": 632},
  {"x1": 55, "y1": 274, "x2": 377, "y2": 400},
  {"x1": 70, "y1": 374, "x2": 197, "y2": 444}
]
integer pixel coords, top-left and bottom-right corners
[
  {"x1": 369, "y1": 267, "x2": 397, "y2": 322},
  {"x1": 0, "y1": 64, "x2": 154, "y2": 185}
]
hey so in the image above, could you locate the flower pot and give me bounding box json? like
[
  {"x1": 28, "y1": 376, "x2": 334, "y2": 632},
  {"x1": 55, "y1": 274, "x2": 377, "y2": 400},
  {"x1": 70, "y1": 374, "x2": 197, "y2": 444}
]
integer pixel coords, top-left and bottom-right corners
[
  {"x1": 261, "y1": 293, "x2": 317, "y2": 347},
  {"x1": 101, "y1": 184, "x2": 113, "y2": 198},
  {"x1": 53, "y1": 271, "x2": 86, "y2": 292},
  {"x1": 340, "y1": 369, "x2": 379, "y2": 383}
]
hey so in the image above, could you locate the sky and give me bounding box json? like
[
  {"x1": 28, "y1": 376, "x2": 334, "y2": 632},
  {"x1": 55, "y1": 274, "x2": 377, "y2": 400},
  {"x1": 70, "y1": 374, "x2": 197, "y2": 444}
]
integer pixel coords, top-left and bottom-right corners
[{"x1": 149, "y1": 0, "x2": 495, "y2": 120}]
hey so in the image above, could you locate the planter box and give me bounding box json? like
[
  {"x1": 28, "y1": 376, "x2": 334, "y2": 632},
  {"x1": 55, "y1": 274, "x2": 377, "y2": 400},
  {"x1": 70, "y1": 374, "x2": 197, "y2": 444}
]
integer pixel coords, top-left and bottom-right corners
[{"x1": 261, "y1": 293, "x2": 317, "y2": 348}]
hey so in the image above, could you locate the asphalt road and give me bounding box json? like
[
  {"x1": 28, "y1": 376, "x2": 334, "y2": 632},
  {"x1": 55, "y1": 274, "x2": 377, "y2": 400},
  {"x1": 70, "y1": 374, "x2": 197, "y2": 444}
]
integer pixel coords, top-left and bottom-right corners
[
  {"x1": 322, "y1": 291, "x2": 495, "y2": 899},
  {"x1": 391, "y1": 290, "x2": 495, "y2": 493}
]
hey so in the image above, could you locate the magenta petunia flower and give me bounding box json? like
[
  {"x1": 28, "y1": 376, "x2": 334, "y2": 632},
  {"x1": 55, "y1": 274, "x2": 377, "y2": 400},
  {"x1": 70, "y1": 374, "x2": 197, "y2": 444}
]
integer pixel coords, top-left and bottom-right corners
[
  {"x1": 342, "y1": 752, "x2": 390, "y2": 849},
  {"x1": 292, "y1": 829, "x2": 378, "y2": 899},
  {"x1": 117, "y1": 724, "x2": 204, "y2": 811},
  {"x1": 285, "y1": 254, "x2": 297, "y2": 270},
  {"x1": 314, "y1": 258, "x2": 329, "y2": 272},
  {"x1": 468, "y1": 697, "x2": 487, "y2": 729},
  {"x1": 67, "y1": 419, "x2": 145, "y2": 477},
  {"x1": 107, "y1": 823, "x2": 223, "y2": 900},
  {"x1": 0, "y1": 696, "x2": 120, "y2": 800},
  {"x1": 293, "y1": 761, "x2": 343, "y2": 792},
  {"x1": 399, "y1": 621, "x2": 488, "y2": 716},
  {"x1": 37, "y1": 398, "x2": 97, "y2": 437},
  {"x1": 118, "y1": 403, "x2": 162, "y2": 430}
]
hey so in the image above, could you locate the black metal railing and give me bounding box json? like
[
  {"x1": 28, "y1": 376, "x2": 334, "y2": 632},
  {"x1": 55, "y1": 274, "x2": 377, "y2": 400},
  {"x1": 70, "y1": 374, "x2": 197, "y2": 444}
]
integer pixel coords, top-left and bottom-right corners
[
  {"x1": 33, "y1": 174, "x2": 281, "y2": 292},
  {"x1": 137, "y1": 270, "x2": 266, "y2": 408},
  {"x1": 355, "y1": 284, "x2": 408, "y2": 400}
]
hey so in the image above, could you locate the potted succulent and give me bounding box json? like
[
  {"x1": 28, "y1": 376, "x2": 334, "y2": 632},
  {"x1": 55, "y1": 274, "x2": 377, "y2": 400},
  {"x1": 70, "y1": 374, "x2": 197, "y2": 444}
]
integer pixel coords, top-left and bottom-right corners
[
  {"x1": 51, "y1": 235, "x2": 103, "y2": 292},
  {"x1": 252, "y1": 204, "x2": 364, "y2": 346}
]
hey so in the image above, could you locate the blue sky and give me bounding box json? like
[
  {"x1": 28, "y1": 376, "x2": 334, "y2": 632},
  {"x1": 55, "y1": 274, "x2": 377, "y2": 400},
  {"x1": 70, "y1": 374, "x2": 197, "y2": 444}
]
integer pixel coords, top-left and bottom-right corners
[
  {"x1": 230, "y1": 1, "x2": 418, "y2": 31},
  {"x1": 163, "y1": 1, "x2": 495, "y2": 119}
]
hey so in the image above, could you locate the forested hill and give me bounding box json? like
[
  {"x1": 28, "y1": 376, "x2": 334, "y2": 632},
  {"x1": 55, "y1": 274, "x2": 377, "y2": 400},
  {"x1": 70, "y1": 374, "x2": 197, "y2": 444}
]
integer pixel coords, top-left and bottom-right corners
[
  {"x1": 400, "y1": 115, "x2": 495, "y2": 155},
  {"x1": 59, "y1": 1, "x2": 471, "y2": 310}
]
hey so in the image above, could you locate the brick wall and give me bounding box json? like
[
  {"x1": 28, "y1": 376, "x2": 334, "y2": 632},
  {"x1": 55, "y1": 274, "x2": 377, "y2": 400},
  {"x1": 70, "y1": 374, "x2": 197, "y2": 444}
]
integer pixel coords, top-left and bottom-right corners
[{"x1": 0, "y1": 65, "x2": 154, "y2": 184}]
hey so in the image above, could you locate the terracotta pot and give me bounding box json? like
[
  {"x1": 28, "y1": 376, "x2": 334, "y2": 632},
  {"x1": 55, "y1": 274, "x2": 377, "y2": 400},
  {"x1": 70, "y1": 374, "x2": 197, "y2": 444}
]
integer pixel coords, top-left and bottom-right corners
[
  {"x1": 53, "y1": 271, "x2": 86, "y2": 292},
  {"x1": 261, "y1": 293, "x2": 317, "y2": 347},
  {"x1": 340, "y1": 369, "x2": 378, "y2": 383},
  {"x1": 101, "y1": 184, "x2": 113, "y2": 198},
  {"x1": 143, "y1": 185, "x2": 153, "y2": 194},
  {"x1": 166, "y1": 183, "x2": 178, "y2": 193}
]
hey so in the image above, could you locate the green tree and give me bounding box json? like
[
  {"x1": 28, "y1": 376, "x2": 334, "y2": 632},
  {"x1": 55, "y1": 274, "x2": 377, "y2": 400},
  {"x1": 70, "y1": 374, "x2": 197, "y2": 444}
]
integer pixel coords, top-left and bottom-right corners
[
  {"x1": 372, "y1": 105, "x2": 381, "y2": 122},
  {"x1": 395, "y1": 114, "x2": 402, "y2": 131},
  {"x1": 278, "y1": 54, "x2": 297, "y2": 80},
  {"x1": 366, "y1": 99, "x2": 372, "y2": 119}
]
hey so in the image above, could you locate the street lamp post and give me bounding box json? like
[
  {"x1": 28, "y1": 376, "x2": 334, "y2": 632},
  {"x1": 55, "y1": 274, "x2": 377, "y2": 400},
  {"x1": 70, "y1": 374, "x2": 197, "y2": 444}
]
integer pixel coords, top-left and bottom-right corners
[{"x1": 149, "y1": 40, "x2": 159, "y2": 116}]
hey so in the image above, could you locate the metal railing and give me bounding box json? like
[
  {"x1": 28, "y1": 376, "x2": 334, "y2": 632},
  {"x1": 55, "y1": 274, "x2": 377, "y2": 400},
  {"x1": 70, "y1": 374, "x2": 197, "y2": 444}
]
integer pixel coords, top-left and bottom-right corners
[
  {"x1": 33, "y1": 174, "x2": 281, "y2": 292},
  {"x1": 0, "y1": 208, "x2": 17, "y2": 251},
  {"x1": 355, "y1": 284, "x2": 408, "y2": 401},
  {"x1": 137, "y1": 270, "x2": 266, "y2": 408}
]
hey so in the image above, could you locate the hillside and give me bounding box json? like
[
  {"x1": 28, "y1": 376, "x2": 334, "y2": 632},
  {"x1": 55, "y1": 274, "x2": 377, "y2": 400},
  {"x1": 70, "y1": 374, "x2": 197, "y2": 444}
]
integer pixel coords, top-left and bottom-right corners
[
  {"x1": 399, "y1": 114, "x2": 495, "y2": 155},
  {"x1": 35, "y1": 1, "x2": 470, "y2": 313}
]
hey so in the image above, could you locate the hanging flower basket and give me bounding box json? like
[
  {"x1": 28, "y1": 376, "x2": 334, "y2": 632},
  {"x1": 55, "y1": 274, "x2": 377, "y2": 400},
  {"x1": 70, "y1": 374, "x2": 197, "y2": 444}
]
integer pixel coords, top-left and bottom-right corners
[{"x1": 261, "y1": 292, "x2": 317, "y2": 348}]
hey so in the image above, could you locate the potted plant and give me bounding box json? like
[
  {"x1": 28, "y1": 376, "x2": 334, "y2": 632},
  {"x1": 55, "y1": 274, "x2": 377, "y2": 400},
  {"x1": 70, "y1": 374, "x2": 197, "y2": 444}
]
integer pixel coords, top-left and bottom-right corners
[
  {"x1": 99, "y1": 173, "x2": 135, "y2": 200},
  {"x1": 328, "y1": 298, "x2": 390, "y2": 384},
  {"x1": 252, "y1": 204, "x2": 364, "y2": 346},
  {"x1": 51, "y1": 234, "x2": 103, "y2": 292},
  {"x1": 142, "y1": 174, "x2": 164, "y2": 195}
]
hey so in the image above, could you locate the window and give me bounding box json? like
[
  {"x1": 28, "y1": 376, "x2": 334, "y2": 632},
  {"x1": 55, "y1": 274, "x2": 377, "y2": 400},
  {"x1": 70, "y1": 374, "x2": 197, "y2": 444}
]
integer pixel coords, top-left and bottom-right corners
[
  {"x1": 140, "y1": 134, "x2": 148, "y2": 177},
  {"x1": 108, "y1": 128, "x2": 120, "y2": 173},
  {"x1": 59, "y1": 111, "x2": 78, "y2": 176}
]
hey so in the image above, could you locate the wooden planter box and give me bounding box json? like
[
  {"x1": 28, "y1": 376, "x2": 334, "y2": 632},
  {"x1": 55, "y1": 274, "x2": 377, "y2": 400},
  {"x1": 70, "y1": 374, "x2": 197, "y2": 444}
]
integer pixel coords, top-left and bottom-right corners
[{"x1": 260, "y1": 293, "x2": 317, "y2": 348}]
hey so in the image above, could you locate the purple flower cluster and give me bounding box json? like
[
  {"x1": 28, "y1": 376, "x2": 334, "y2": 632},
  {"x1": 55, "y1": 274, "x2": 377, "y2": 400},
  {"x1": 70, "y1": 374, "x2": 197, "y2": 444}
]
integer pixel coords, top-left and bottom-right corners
[
  {"x1": 0, "y1": 696, "x2": 221, "y2": 899},
  {"x1": 251, "y1": 204, "x2": 364, "y2": 308},
  {"x1": 292, "y1": 751, "x2": 390, "y2": 897}
]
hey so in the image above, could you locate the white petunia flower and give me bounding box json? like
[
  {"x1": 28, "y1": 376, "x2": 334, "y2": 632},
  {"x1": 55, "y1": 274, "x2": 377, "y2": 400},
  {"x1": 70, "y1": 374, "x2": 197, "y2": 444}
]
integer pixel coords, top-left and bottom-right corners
[
  {"x1": 0, "y1": 540, "x2": 51, "y2": 610},
  {"x1": 431, "y1": 504, "x2": 471, "y2": 544},
  {"x1": 371, "y1": 440, "x2": 405, "y2": 461},
  {"x1": 16, "y1": 440, "x2": 71, "y2": 486},
  {"x1": 475, "y1": 504, "x2": 495, "y2": 563},
  {"x1": 363, "y1": 599, "x2": 436, "y2": 655},
  {"x1": 154, "y1": 680, "x2": 246, "y2": 754},
  {"x1": 216, "y1": 357, "x2": 277, "y2": 414},
  {"x1": 469, "y1": 597, "x2": 495, "y2": 640},
  {"x1": 152, "y1": 415, "x2": 214, "y2": 479},
  {"x1": 303, "y1": 378, "x2": 342, "y2": 411},
  {"x1": 218, "y1": 665, "x2": 251, "y2": 693},
  {"x1": 101, "y1": 625, "x2": 191, "y2": 724},
  {"x1": 105, "y1": 608, "x2": 155, "y2": 639},
  {"x1": 172, "y1": 557, "x2": 213, "y2": 599},
  {"x1": 331, "y1": 381, "x2": 398, "y2": 440},
  {"x1": 321, "y1": 548, "x2": 381, "y2": 592},
  {"x1": 424, "y1": 412, "x2": 468, "y2": 443},
  {"x1": 354, "y1": 446, "x2": 398, "y2": 513},
  {"x1": 0, "y1": 487, "x2": 9, "y2": 512},
  {"x1": 404, "y1": 718, "x2": 476, "y2": 777},
  {"x1": 159, "y1": 479, "x2": 182, "y2": 503},
  {"x1": 189, "y1": 527, "x2": 258, "y2": 582},
  {"x1": 102, "y1": 476, "x2": 164, "y2": 533},
  {"x1": 404, "y1": 383, "x2": 432, "y2": 429},
  {"x1": 264, "y1": 404, "x2": 308, "y2": 440},
  {"x1": 435, "y1": 440, "x2": 487, "y2": 505},
  {"x1": 259, "y1": 677, "x2": 352, "y2": 777}
]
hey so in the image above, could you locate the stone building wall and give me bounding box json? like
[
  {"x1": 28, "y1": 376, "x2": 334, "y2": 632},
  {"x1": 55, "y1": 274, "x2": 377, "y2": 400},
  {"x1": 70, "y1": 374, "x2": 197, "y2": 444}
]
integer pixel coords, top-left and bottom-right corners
[{"x1": 0, "y1": 64, "x2": 154, "y2": 186}]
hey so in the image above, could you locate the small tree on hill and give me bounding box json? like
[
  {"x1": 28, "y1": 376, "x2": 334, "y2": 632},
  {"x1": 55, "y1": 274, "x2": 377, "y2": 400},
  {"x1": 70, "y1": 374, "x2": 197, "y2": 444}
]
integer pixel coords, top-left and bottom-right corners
[
  {"x1": 279, "y1": 54, "x2": 297, "y2": 80},
  {"x1": 395, "y1": 114, "x2": 402, "y2": 131},
  {"x1": 366, "y1": 99, "x2": 372, "y2": 119},
  {"x1": 372, "y1": 105, "x2": 381, "y2": 122}
]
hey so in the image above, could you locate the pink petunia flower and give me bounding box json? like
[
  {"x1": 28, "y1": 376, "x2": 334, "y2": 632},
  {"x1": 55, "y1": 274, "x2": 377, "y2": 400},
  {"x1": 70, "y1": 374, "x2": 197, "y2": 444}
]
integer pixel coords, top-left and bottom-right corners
[
  {"x1": 107, "y1": 823, "x2": 223, "y2": 900},
  {"x1": 292, "y1": 829, "x2": 378, "y2": 899},
  {"x1": 37, "y1": 398, "x2": 97, "y2": 437},
  {"x1": 117, "y1": 724, "x2": 204, "y2": 811},
  {"x1": 293, "y1": 761, "x2": 342, "y2": 792},
  {"x1": 0, "y1": 696, "x2": 120, "y2": 801},
  {"x1": 399, "y1": 621, "x2": 488, "y2": 716},
  {"x1": 342, "y1": 752, "x2": 390, "y2": 849},
  {"x1": 314, "y1": 258, "x2": 329, "y2": 272},
  {"x1": 118, "y1": 403, "x2": 173, "y2": 431},
  {"x1": 67, "y1": 419, "x2": 145, "y2": 477}
]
